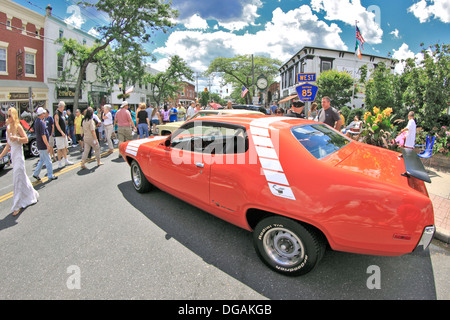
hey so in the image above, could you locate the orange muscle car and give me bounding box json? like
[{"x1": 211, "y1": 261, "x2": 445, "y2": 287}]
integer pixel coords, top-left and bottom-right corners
[{"x1": 120, "y1": 115, "x2": 435, "y2": 276}]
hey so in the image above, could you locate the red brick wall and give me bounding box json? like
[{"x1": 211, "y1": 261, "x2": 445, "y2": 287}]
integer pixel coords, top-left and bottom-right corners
[{"x1": 0, "y1": 11, "x2": 44, "y2": 82}]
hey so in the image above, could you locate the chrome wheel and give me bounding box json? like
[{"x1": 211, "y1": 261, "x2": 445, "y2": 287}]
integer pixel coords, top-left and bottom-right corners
[
  {"x1": 130, "y1": 160, "x2": 151, "y2": 193},
  {"x1": 132, "y1": 163, "x2": 142, "y2": 188},
  {"x1": 30, "y1": 140, "x2": 39, "y2": 157},
  {"x1": 263, "y1": 227, "x2": 305, "y2": 267},
  {"x1": 253, "y1": 216, "x2": 325, "y2": 276}
]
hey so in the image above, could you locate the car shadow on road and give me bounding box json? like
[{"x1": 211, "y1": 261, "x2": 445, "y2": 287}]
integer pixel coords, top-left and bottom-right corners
[{"x1": 118, "y1": 181, "x2": 437, "y2": 300}]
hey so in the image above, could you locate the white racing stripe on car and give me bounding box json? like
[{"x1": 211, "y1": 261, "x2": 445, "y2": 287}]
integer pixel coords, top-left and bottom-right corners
[
  {"x1": 250, "y1": 118, "x2": 296, "y2": 200},
  {"x1": 125, "y1": 137, "x2": 165, "y2": 157}
]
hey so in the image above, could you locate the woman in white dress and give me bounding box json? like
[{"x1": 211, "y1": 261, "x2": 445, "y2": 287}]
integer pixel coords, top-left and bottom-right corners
[{"x1": 0, "y1": 107, "x2": 39, "y2": 215}]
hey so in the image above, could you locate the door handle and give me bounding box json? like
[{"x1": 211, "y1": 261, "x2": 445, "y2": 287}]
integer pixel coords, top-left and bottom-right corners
[{"x1": 195, "y1": 162, "x2": 204, "y2": 168}]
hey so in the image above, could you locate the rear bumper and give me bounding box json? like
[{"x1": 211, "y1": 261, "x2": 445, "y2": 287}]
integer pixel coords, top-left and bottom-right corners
[{"x1": 414, "y1": 225, "x2": 435, "y2": 251}]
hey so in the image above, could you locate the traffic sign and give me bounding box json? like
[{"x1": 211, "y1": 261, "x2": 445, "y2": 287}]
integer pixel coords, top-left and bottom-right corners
[
  {"x1": 297, "y1": 73, "x2": 316, "y2": 82},
  {"x1": 296, "y1": 83, "x2": 318, "y2": 102}
]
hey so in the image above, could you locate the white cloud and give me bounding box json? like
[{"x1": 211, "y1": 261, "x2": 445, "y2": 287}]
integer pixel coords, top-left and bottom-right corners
[
  {"x1": 408, "y1": 0, "x2": 450, "y2": 23},
  {"x1": 392, "y1": 43, "x2": 428, "y2": 73},
  {"x1": 218, "y1": 2, "x2": 261, "y2": 31},
  {"x1": 150, "y1": 5, "x2": 347, "y2": 73},
  {"x1": 390, "y1": 29, "x2": 400, "y2": 38},
  {"x1": 310, "y1": 0, "x2": 384, "y2": 44},
  {"x1": 179, "y1": 14, "x2": 209, "y2": 30},
  {"x1": 88, "y1": 28, "x2": 100, "y2": 38}
]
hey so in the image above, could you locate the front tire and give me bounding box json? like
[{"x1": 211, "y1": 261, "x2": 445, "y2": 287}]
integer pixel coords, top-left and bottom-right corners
[
  {"x1": 131, "y1": 160, "x2": 152, "y2": 193},
  {"x1": 253, "y1": 216, "x2": 325, "y2": 276}
]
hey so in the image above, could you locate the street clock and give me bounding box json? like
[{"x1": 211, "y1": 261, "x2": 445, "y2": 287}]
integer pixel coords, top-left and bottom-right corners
[{"x1": 256, "y1": 75, "x2": 268, "y2": 90}]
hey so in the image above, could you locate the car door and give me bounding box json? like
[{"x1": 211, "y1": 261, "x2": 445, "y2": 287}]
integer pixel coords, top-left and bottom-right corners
[{"x1": 149, "y1": 121, "x2": 213, "y2": 208}]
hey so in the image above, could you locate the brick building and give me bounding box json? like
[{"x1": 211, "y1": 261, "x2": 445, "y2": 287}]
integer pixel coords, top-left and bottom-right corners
[{"x1": 0, "y1": 0, "x2": 47, "y2": 127}]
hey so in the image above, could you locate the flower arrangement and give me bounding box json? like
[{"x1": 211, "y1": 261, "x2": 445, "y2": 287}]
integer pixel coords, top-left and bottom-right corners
[
  {"x1": 433, "y1": 126, "x2": 450, "y2": 156},
  {"x1": 361, "y1": 107, "x2": 397, "y2": 148}
]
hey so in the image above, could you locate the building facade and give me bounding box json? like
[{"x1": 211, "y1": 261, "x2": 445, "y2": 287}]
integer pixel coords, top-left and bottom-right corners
[
  {"x1": 0, "y1": 0, "x2": 47, "y2": 127},
  {"x1": 278, "y1": 46, "x2": 395, "y2": 108},
  {"x1": 44, "y1": 5, "x2": 109, "y2": 114},
  {"x1": 175, "y1": 81, "x2": 196, "y2": 106},
  {"x1": 110, "y1": 65, "x2": 160, "y2": 112}
]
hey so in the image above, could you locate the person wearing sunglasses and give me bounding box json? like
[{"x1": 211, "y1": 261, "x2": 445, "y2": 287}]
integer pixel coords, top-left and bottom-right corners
[{"x1": 0, "y1": 108, "x2": 39, "y2": 216}]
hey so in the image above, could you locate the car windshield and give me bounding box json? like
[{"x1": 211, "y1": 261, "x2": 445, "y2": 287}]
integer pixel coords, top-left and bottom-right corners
[{"x1": 291, "y1": 124, "x2": 350, "y2": 159}]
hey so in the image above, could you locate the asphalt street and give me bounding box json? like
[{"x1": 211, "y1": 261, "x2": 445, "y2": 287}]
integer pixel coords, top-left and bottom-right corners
[{"x1": 0, "y1": 145, "x2": 448, "y2": 300}]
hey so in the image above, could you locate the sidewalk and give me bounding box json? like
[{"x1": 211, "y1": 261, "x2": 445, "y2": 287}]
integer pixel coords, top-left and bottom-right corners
[{"x1": 427, "y1": 168, "x2": 450, "y2": 244}]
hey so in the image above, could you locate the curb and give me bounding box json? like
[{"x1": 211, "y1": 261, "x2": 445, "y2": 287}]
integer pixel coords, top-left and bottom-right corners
[{"x1": 435, "y1": 228, "x2": 450, "y2": 244}]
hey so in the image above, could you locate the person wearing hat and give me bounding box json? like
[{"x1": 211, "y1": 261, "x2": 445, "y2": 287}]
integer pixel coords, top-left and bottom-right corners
[
  {"x1": 32, "y1": 107, "x2": 58, "y2": 182},
  {"x1": 285, "y1": 101, "x2": 306, "y2": 118}
]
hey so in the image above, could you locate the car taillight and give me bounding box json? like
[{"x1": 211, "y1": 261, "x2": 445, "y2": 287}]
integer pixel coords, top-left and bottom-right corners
[{"x1": 408, "y1": 176, "x2": 429, "y2": 196}]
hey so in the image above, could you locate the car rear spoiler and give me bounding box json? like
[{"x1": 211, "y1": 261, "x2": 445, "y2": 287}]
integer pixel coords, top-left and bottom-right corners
[{"x1": 400, "y1": 148, "x2": 431, "y2": 183}]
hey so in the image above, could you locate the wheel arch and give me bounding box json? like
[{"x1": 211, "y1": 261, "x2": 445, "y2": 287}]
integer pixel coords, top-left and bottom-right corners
[{"x1": 246, "y1": 208, "x2": 330, "y2": 247}]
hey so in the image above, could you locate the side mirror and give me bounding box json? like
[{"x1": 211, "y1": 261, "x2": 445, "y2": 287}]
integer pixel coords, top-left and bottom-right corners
[{"x1": 164, "y1": 137, "x2": 171, "y2": 148}]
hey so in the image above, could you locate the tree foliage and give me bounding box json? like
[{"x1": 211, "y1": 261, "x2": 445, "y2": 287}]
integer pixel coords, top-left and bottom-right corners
[
  {"x1": 144, "y1": 55, "x2": 194, "y2": 106},
  {"x1": 205, "y1": 55, "x2": 281, "y2": 103},
  {"x1": 316, "y1": 70, "x2": 353, "y2": 109},
  {"x1": 362, "y1": 43, "x2": 449, "y2": 154},
  {"x1": 57, "y1": 0, "x2": 178, "y2": 109}
]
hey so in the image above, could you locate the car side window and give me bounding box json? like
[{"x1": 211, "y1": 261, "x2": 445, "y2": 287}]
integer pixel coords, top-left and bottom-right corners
[{"x1": 170, "y1": 122, "x2": 248, "y2": 154}]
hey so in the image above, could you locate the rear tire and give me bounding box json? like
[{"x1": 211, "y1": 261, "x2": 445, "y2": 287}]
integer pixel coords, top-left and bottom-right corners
[
  {"x1": 131, "y1": 160, "x2": 152, "y2": 193},
  {"x1": 253, "y1": 216, "x2": 325, "y2": 276}
]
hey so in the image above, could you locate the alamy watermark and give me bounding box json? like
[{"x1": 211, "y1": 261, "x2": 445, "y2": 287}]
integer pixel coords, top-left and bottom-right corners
[
  {"x1": 66, "y1": 265, "x2": 81, "y2": 290},
  {"x1": 366, "y1": 265, "x2": 381, "y2": 290}
]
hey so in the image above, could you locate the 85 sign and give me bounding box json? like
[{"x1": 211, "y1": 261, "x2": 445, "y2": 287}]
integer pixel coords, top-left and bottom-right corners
[{"x1": 295, "y1": 83, "x2": 318, "y2": 102}]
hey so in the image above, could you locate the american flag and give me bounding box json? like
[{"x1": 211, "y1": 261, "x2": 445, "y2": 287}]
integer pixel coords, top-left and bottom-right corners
[
  {"x1": 356, "y1": 25, "x2": 365, "y2": 49},
  {"x1": 241, "y1": 86, "x2": 249, "y2": 98}
]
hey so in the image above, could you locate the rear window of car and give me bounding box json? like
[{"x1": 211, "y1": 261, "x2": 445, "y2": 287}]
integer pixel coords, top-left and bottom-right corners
[{"x1": 291, "y1": 124, "x2": 350, "y2": 159}]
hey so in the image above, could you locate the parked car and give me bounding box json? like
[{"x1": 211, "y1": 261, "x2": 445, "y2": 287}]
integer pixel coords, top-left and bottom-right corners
[
  {"x1": 154, "y1": 109, "x2": 264, "y2": 136},
  {"x1": 119, "y1": 115, "x2": 435, "y2": 276},
  {"x1": 0, "y1": 143, "x2": 11, "y2": 170},
  {"x1": 232, "y1": 104, "x2": 269, "y2": 115},
  {"x1": 0, "y1": 120, "x2": 39, "y2": 157},
  {"x1": 0, "y1": 119, "x2": 71, "y2": 157}
]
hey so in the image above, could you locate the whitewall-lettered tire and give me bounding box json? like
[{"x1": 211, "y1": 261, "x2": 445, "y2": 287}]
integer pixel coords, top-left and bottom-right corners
[{"x1": 253, "y1": 216, "x2": 325, "y2": 276}]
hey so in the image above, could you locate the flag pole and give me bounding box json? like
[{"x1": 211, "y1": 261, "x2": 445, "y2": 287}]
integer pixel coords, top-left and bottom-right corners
[{"x1": 351, "y1": 20, "x2": 358, "y2": 109}]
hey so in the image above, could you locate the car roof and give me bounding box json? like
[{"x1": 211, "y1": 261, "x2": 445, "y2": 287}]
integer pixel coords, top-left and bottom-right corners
[{"x1": 191, "y1": 114, "x2": 316, "y2": 129}]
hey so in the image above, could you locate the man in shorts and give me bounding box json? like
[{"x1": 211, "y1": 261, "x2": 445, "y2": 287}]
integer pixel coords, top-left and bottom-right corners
[
  {"x1": 54, "y1": 101, "x2": 73, "y2": 168},
  {"x1": 114, "y1": 101, "x2": 136, "y2": 158}
]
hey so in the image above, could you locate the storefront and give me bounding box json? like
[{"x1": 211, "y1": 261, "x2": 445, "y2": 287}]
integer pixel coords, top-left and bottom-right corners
[
  {"x1": 52, "y1": 85, "x2": 87, "y2": 114},
  {"x1": 0, "y1": 80, "x2": 48, "y2": 127}
]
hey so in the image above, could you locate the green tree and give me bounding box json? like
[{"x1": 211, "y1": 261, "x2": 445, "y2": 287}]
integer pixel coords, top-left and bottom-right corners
[
  {"x1": 57, "y1": 0, "x2": 178, "y2": 110},
  {"x1": 401, "y1": 43, "x2": 450, "y2": 131},
  {"x1": 145, "y1": 55, "x2": 194, "y2": 106},
  {"x1": 205, "y1": 55, "x2": 281, "y2": 104},
  {"x1": 102, "y1": 40, "x2": 150, "y2": 101},
  {"x1": 364, "y1": 62, "x2": 399, "y2": 112},
  {"x1": 316, "y1": 70, "x2": 353, "y2": 109}
]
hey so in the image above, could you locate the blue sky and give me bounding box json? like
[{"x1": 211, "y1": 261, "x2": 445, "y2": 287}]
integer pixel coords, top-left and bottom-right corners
[{"x1": 15, "y1": 0, "x2": 450, "y2": 89}]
